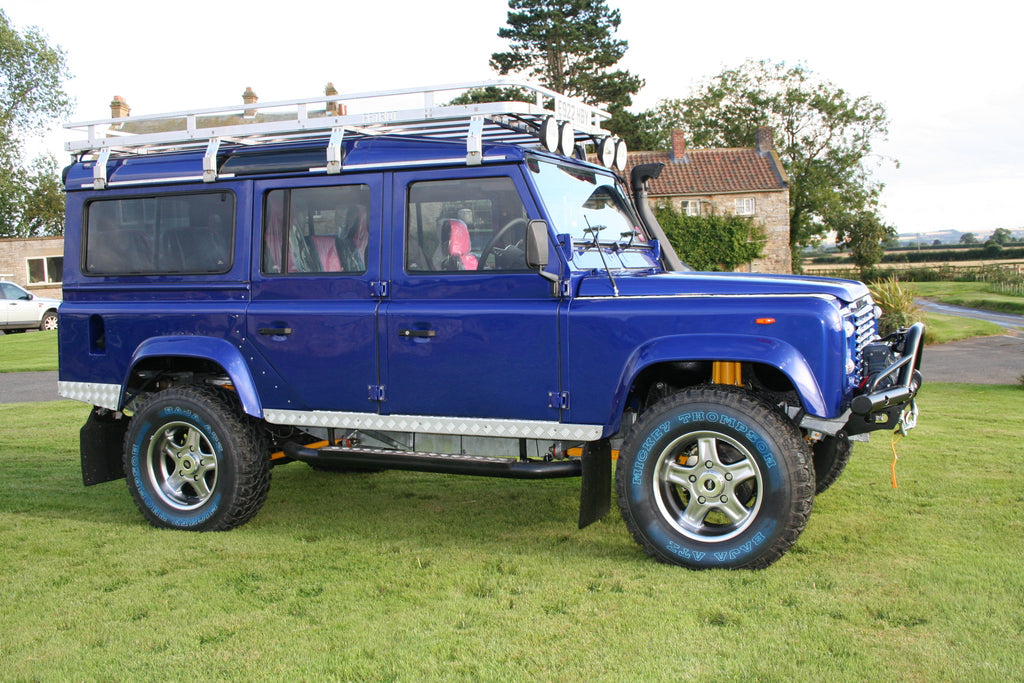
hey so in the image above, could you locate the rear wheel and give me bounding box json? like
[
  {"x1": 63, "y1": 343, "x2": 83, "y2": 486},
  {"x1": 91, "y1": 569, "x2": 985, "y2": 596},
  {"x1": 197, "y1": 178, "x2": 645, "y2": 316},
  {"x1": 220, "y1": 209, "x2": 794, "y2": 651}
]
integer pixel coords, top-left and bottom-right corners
[
  {"x1": 124, "y1": 385, "x2": 270, "y2": 530},
  {"x1": 616, "y1": 387, "x2": 814, "y2": 569},
  {"x1": 39, "y1": 311, "x2": 58, "y2": 331}
]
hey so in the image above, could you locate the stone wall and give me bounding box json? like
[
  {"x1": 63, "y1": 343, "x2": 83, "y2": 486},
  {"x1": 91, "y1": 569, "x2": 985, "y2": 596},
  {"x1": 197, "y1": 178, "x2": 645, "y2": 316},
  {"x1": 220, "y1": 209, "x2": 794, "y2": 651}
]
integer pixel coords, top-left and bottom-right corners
[
  {"x1": 659, "y1": 189, "x2": 792, "y2": 274},
  {"x1": 0, "y1": 236, "x2": 65, "y2": 299}
]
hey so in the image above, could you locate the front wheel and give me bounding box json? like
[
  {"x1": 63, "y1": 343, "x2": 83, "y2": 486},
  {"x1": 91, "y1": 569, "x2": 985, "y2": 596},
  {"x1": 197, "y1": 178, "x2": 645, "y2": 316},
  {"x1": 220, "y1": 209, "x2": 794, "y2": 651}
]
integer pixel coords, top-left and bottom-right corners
[
  {"x1": 123, "y1": 385, "x2": 270, "y2": 531},
  {"x1": 616, "y1": 387, "x2": 814, "y2": 569}
]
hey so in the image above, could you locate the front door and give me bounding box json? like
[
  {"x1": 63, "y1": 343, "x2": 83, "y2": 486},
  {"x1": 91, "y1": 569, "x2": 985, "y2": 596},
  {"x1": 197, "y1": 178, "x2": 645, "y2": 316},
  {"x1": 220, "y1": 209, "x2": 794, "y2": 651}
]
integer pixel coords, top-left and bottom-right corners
[{"x1": 382, "y1": 167, "x2": 561, "y2": 422}]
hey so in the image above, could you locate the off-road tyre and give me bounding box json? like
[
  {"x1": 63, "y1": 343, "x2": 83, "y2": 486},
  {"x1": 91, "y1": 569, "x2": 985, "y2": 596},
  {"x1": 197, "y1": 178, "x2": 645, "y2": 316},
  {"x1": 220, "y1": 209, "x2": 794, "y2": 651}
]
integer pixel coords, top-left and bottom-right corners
[
  {"x1": 812, "y1": 433, "x2": 852, "y2": 494},
  {"x1": 616, "y1": 386, "x2": 814, "y2": 570},
  {"x1": 123, "y1": 385, "x2": 270, "y2": 531}
]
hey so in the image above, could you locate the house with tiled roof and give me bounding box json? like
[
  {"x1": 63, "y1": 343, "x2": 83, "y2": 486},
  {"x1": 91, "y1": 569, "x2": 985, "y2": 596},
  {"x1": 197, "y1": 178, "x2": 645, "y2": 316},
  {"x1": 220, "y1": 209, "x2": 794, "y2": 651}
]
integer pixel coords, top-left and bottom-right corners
[{"x1": 627, "y1": 127, "x2": 792, "y2": 273}]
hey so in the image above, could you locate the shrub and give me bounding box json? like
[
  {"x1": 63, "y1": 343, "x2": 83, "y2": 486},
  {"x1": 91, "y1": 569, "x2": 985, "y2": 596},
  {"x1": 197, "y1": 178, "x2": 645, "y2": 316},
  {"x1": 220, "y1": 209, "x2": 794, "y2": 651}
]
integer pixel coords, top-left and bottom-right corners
[
  {"x1": 655, "y1": 206, "x2": 765, "y2": 271},
  {"x1": 869, "y1": 276, "x2": 922, "y2": 335}
]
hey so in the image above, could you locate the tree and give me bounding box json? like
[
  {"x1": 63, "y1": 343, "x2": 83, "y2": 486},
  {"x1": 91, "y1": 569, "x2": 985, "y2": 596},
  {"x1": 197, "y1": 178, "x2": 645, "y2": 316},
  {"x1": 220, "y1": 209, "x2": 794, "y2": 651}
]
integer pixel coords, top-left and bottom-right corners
[
  {"x1": 488, "y1": 0, "x2": 644, "y2": 143},
  {"x1": 655, "y1": 205, "x2": 765, "y2": 271},
  {"x1": 834, "y1": 210, "x2": 896, "y2": 277},
  {"x1": 648, "y1": 60, "x2": 892, "y2": 270},
  {"x1": 19, "y1": 153, "x2": 65, "y2": 235},
  {"x1": 990, "y1": 227, "x2": 1013, "y2": 245},
  {"x1": 959, "y1": 232, "x2": 978, "y2": 245},
  {"x1": 0, "y1": 10, "x2": 72, "y2": 237}
]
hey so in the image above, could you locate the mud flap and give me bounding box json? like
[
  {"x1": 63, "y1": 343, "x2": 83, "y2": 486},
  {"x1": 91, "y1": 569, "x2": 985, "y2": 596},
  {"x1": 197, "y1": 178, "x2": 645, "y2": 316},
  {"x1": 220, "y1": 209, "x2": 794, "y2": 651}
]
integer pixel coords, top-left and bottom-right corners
[
  {"x1": 80, "y1": 409, "x2": 128, "y2": 486},
  {"x1": 578, "y1": 438, "x2": 611, "y2": 529}
]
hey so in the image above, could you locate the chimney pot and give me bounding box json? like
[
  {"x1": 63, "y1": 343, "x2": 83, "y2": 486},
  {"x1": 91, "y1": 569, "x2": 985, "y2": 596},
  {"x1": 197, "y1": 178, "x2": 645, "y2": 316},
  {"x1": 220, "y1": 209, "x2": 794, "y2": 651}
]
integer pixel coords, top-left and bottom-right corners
[
  {"x1": 325, "y1": 82, "x2": 347, "y2": 116},
  {"x1": 110, "y1": 95, "x2": 130, "y2": 119},
  {"x1": 671, "y1": 129, "x2": 687, "y2": 161},
  {"x1": 756, "y1": 126, "x2": 774, "y2": 154},
  {"x1": 242, "y1": 87, "x2": 258, "y2": 117}
]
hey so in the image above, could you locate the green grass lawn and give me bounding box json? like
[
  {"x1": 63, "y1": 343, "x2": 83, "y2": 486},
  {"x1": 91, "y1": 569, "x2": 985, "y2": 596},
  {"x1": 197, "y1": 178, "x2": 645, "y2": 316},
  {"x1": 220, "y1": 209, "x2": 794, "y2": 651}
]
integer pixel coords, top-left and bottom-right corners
[
  {"x1": 0, "y1": 330, "x2": 58, "y2": 373},
  {"x1": 922, "y1": 311, "x2": 1005, "y2": 344},
  {"x1": 1, "y1": 385, "x2": 1022, "y2": 681},
  {"x1": 914, "y1": 280, "x2": 1024, "y2": 316}
]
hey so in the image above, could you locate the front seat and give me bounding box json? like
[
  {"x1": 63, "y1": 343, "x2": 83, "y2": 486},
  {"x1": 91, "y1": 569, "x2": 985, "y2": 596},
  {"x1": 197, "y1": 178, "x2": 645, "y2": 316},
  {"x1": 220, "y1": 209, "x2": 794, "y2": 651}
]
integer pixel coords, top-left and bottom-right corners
[{"x1": 436, "y1": 219, "x2": 477, "y2": 271}]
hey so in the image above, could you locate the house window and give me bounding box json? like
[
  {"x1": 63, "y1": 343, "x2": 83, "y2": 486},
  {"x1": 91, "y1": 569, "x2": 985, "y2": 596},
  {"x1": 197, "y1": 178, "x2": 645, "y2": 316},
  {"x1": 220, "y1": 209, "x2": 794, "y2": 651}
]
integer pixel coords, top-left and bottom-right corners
[
  {"x1": 27, "y1": 256, "x2": 64, "y2": 284},
  {"x1": 735, "y1": 198, "x2": 756, "y2": 216},
  {"x1": 681, "y1": 200, "x2": 700, "y2": 216}
]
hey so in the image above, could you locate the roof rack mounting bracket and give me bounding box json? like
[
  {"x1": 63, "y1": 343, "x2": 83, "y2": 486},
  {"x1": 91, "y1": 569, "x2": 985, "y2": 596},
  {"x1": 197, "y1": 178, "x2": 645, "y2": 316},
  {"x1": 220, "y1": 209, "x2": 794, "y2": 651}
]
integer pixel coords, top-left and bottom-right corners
[
  {"x1": 466, "y1": 115, "x2": 484, "y2": 166},
  {"x1": 203, "y1": 138, "x2": 220, "y2": 183},
  {"x1": 93, "y1": 148, "x2": 110, "y2": 190},
  {"x1": 326, "y1": 127, "x2": 345, "y2": 174}
]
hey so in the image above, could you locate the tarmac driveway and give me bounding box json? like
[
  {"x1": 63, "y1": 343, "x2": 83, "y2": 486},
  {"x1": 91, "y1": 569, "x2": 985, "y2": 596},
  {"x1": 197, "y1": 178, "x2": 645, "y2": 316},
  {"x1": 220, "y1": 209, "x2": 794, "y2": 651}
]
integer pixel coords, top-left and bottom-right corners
[{"x1": 919, "y1": 334, "x2": 1024, "y2": 384}]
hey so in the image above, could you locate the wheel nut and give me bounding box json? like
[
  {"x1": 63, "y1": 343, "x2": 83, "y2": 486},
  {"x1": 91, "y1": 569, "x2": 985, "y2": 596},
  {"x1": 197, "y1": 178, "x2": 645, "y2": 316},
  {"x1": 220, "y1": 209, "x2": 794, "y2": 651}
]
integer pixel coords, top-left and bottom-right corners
[
  {"x1": 698, "y1": 496, "x2": 706, "y2": 504},
  {"x1": 724, "y1": 473, "x2": 733, "y2": 481},
  {"x1": 689, "y1": 475, "x2": 697, "y2": 483},
  {"x1": 720, "y1": 496, "x2": 728, "y2": 503}
]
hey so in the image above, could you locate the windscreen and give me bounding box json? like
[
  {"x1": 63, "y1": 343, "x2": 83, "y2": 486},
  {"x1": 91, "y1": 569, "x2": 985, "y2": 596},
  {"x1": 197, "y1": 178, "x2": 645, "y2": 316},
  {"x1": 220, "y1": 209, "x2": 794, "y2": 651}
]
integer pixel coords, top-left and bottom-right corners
[{"x1": 527, "y1": 158, "x2": 643, "y2": 243}]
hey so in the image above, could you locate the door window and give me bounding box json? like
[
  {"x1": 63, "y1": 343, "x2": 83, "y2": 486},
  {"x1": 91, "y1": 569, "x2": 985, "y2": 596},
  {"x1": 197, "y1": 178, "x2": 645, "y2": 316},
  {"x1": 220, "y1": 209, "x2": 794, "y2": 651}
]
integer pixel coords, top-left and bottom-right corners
[
  {"x1": 405, "y1": 177, "x2": 530, "y2": 273},
  {"x1": 262, "y1": 185, "x2": 371, "y2": 275}
]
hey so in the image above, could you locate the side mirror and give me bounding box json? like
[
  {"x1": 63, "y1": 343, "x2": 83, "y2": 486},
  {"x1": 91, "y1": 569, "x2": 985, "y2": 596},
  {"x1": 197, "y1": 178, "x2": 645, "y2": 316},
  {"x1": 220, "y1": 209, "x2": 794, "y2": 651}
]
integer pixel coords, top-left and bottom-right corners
[
  {"x1": 526, "y1": 220, "x2": 549, "y2": 269},
  {"x1": 526, "y1": 220, "x2": 558, "y2": 284}
]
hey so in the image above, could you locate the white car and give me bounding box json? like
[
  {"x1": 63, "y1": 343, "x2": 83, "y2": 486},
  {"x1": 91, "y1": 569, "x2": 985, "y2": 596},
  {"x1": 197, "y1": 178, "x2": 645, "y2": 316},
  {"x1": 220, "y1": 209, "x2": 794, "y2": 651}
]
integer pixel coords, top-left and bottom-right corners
[{"x1": 1, "y1": 280, "x2": 61, "y2": 333}]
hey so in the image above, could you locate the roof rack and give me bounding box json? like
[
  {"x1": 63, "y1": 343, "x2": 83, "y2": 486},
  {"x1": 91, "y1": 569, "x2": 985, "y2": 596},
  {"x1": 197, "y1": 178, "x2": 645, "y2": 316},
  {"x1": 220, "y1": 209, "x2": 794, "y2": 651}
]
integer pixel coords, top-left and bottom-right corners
[{"x1": 65, "y1": 80, "x2": 630, "y2": 187}]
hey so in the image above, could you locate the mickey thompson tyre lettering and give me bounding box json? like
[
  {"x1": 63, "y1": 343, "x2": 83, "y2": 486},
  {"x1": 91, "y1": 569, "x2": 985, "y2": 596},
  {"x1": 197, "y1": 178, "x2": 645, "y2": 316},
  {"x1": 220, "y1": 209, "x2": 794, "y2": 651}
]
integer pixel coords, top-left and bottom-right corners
[
  {"x1": 615, "y1": 387, "x2": 814, "y2": 569},
  {"x1": 123, "y1": 385, "x2": 270, "y2": 531}
]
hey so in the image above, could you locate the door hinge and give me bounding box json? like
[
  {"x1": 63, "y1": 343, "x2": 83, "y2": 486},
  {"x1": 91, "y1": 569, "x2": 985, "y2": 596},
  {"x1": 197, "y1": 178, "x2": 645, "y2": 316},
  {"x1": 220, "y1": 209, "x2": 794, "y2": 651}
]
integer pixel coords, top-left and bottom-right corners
[
  {"x1": 371, "y1": 280, "x2": 389, "y2": 298},
  {"x1": 368, "y1": 384, "x2": 387, "y2": 402},
  {"x1": 548, "y1": 391, "x2": 570, "y2": 410}
]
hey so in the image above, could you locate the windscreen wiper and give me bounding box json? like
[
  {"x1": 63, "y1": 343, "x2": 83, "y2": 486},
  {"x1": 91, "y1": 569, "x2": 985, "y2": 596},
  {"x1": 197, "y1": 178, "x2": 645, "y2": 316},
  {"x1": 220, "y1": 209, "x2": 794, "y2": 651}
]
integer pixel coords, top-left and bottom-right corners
[{"x1": 583, "y1": 219, "x2": 619, "y2": 297}]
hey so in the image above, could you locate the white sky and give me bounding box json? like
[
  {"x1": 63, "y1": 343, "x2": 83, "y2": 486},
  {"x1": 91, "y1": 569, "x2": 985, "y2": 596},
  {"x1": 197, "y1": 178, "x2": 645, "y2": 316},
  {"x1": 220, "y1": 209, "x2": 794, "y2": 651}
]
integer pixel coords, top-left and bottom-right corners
[{"x1": 5, "y1": 0, "x2": 1021, "y2": 238}]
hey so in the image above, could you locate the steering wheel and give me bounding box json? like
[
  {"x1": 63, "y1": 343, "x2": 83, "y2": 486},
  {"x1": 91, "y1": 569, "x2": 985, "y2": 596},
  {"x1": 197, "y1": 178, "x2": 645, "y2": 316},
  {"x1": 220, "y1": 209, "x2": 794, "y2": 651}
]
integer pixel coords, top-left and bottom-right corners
[{"x1": 477, "y1": 218, "x2": 529, "y2": 270}]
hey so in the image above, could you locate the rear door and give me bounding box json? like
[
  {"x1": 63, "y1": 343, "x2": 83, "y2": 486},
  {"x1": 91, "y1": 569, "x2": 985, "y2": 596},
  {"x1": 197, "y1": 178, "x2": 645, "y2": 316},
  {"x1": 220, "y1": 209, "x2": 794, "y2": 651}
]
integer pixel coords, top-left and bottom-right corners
[
  {"x1": 247, "y1": 174, "x2": 384, "y2": 412},
  {"x1": 381, "y1": 166, "x2": 562, "y2": 422}
]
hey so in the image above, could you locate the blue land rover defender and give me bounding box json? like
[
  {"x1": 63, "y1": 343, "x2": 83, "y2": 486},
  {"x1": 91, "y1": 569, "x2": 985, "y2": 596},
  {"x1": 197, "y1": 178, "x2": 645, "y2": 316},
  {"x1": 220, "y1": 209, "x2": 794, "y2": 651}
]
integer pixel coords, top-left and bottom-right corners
[{"x1": 59, "y1": 82, "x2": 923, "y2": 569}]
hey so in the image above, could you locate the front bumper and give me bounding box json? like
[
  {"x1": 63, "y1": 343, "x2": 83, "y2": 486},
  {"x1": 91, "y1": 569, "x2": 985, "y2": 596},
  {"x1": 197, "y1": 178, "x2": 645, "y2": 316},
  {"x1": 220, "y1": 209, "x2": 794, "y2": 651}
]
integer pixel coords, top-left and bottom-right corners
[{"x1": 845, "y1": 322, "x2": 925, "y2": 436}]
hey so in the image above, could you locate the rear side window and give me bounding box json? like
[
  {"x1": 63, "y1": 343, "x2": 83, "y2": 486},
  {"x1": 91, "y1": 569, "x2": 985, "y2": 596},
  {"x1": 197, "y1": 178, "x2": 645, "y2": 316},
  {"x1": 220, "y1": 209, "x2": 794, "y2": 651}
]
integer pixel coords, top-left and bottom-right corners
[
  {"x1": 84, "y1": 192, "x2": 234, "y2": 275},
  {"x1": 262, "y1": 185, "x2": 371, "y2": 275}
]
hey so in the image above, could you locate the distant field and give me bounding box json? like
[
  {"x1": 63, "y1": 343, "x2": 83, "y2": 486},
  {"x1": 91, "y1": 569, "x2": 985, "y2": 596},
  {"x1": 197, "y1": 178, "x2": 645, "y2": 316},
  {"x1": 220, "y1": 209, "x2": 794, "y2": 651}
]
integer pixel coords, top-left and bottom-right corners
[{"x1": 803, "y1": 259, "x2": 1024, "y2": 275}]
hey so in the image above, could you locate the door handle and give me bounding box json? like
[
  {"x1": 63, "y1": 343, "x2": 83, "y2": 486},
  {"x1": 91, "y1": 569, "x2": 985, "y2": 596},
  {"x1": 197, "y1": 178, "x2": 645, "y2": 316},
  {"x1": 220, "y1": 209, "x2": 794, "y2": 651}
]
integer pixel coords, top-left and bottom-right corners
[
  {"x1": 258, "y1": 327, "x2": 293, "y2": 336},
  {"x1": 398, "y1": 328, "x2": 436, "y2": 338}
]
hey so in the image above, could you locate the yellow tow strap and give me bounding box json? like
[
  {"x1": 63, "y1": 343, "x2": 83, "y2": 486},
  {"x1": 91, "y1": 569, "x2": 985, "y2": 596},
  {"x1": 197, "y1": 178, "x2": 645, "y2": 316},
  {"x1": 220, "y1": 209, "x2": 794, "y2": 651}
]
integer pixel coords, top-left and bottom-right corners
[{"x1": 890, "y1": 431, "x2": 903, "y2": 489}]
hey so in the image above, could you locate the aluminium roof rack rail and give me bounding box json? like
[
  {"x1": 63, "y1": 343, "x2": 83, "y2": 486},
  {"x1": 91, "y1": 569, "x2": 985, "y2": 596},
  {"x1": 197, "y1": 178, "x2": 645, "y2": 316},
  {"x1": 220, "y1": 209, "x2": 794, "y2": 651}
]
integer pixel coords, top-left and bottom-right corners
[{"x1": 64, "y1": 80, "x2": 630, "y2": 188}]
